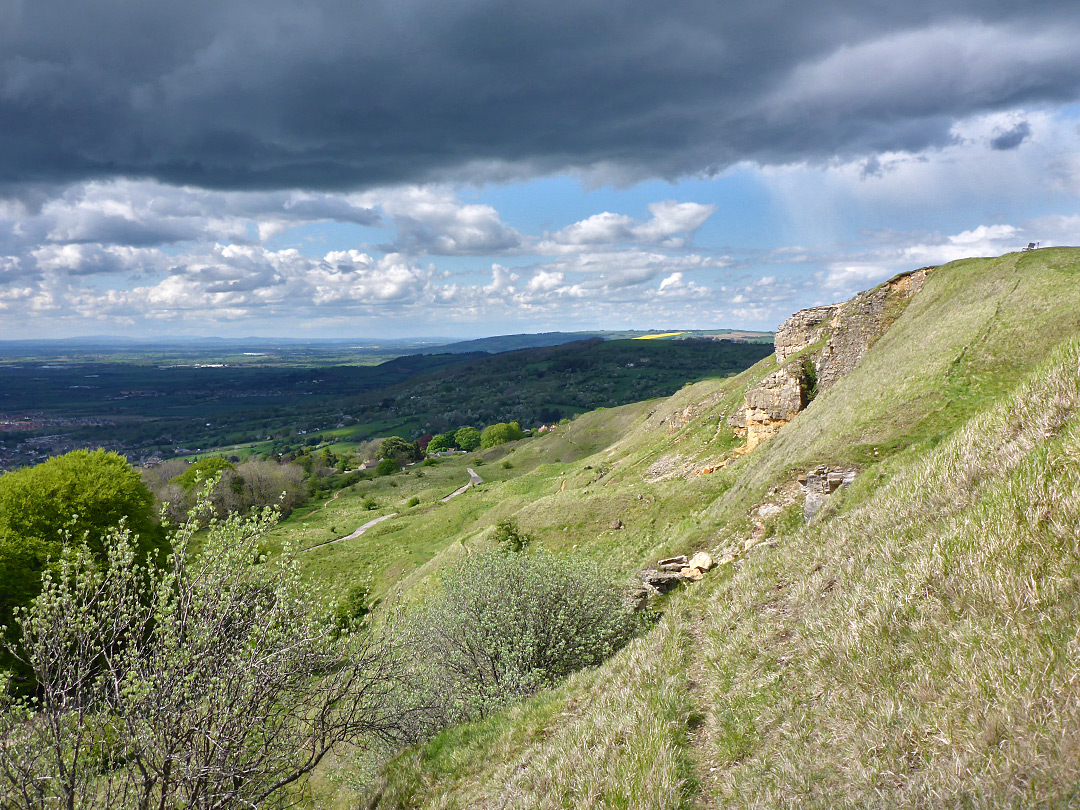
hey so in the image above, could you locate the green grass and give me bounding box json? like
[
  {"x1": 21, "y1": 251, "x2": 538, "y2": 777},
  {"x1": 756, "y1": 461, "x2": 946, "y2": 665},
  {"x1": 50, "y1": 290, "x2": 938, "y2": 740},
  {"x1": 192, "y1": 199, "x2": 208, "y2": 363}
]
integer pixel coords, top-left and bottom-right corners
[
  {"x1": 370, "y1": 605, "x2": 701, "y2": 810},
  {"x1": 290, "y1": 249, "x2": 1080, "y2": 809},
  {"x1": 693, "y1": 334, "x2": 1080, "y2": 808},
  {"x1": 263, "y1": 401, "x2": 670, "y2": 603}
]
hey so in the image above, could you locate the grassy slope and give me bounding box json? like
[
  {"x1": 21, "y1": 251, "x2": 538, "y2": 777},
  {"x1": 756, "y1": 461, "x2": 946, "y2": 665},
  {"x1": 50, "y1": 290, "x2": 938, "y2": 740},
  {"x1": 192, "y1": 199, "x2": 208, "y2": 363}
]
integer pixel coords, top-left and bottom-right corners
[
  {"x1": 719, "y1": 248, "x2": 1080, "y2": 507},
  {"x1": 305, "y1": 249, "x2": 1080, "y2": 808},
  {"x1": 264, "y1": 399, "x2": 661, "y2": 602},
  {"x1": 693, "y1": 333, "x2": 1080, "y2": 809}
]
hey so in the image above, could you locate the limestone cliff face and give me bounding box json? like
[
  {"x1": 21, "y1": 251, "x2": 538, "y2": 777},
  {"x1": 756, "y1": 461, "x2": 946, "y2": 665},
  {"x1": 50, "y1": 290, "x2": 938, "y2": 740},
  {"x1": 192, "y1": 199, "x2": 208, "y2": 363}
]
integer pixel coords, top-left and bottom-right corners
[
  {"x1": 739, "y1": 367, "x2": 810, "y2": 450},
  {"x1": 774, "y1": 305, "x2": 839, "y2": 363},
  {"x1": 814, "y1": 266, "x2": 931, "y2": 390},
  {"x1": 728, "y1": 355, "x2": 813, "y2": 449},
  {"x1": 729, "y1": 266, "x2": 933, "y2": 449}
]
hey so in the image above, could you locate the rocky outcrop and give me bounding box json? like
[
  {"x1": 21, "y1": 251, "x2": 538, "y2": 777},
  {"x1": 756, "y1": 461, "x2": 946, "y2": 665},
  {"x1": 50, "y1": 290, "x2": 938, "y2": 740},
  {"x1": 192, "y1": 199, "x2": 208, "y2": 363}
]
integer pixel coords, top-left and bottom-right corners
[
  {"x1": 774, "y1": 305, "x2": 839, "y2": 363},
  {"x1": 630, "y1": 551, "x2": 717, "y2": 608},
  {"x1": 800, "y1": 465, "x2": 857, "y2": 520},
  {"x1": 729, "y1": 266, "x2": 933, "y2": 450},
  {"x1": 813, "y1": 267, "x2": 931, "y2": 390},
  {"x1": 740, "y1": 366, "x2": 812, "y2": 451}
]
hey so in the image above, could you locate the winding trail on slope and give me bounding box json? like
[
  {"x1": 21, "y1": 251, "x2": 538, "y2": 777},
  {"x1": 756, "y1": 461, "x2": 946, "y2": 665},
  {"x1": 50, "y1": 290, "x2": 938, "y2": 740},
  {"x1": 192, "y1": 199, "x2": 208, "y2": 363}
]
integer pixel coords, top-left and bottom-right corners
[
  {"x1": 440, "y1": 467, "x2": 483, "y2": 502},
  {"x1": 302, "y1": 467, "x2": 484, "y2": 553},
  {"x1": 301, "y1": 512, "x2": 398, "y2": 553}
]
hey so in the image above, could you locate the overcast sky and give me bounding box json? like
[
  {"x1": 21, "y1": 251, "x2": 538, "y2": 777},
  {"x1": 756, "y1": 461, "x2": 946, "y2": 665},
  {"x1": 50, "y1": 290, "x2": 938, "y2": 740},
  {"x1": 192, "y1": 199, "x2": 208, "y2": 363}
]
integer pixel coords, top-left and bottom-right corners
[{"x1": 2, "y1": 0, "x2": 1079, "y2": 339}]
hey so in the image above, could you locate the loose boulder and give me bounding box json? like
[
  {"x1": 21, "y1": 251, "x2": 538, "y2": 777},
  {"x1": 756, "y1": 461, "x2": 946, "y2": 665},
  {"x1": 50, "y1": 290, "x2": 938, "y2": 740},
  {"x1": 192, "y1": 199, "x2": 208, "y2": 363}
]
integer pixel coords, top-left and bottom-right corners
[
  {"x1": 640, "y1": 569, "x2": 684, "y2": 594},
  {"x1": 801, "y1": 465, "x2": 857, "y2": 521},
  {"x1": 688, "y1": 551, "x2": 714, "y2": 571},
  {"x1": 658, "y1": 555, "x2": 689, "y2": 572},
  {"x1": 804, "y1": 492, "x2": 828, "y2": 521}
]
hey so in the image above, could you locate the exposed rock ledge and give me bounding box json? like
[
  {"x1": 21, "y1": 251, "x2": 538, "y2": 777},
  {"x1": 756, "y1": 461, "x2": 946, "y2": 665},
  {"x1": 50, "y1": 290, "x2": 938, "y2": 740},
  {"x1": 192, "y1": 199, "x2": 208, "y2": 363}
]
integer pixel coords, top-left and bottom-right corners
[
  {"x1": 774, "y1": 305, "x2": 839, "y2": 363},
  {"x1": 729, "y1": 365, "x2": 811, "y2": 451},
  {"x1": 629, "y1": 552, "x2": 716, "y2": 608},
  {"x1": 730, "y1": 266, "x2": 933, "y2": 449}
]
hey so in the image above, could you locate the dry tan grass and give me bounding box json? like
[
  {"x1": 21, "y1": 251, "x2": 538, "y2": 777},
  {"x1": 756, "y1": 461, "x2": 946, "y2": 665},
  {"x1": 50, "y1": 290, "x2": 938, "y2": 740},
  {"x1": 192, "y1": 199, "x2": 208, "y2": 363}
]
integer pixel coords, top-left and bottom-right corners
[
  {"x1": 698, "y1": 336, "x2": 1080, "y2": 808},
  {"x1": 369, "y1": 604, "x2": 701, "y2": 810}
]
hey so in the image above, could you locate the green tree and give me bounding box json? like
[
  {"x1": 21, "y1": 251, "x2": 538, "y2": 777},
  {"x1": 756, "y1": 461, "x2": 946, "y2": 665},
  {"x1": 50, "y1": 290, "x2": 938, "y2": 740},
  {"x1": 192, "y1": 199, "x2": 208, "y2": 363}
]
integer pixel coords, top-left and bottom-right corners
[
  {"x1": 379, "y1": 436, "x2": 411, "y2": 460},
  {"x1": 170, "y1": 455, "x2": 234, "y2": 490},
  {"x1": 480, "y1": 421, "x2": 524, "y2": 449},
  {"x1": 0, "y1": 450, "x2": 159, "y2": 555},
  {"x1": 379, "y1": 436, "x2": 421, "y2": 465},
  {"x1": 0, "y1": 449, "x2": 164, "y2": 680},
  {"x1": 318, "y1": 447, "x2": 338, "y2": 471},
  {"x1": 426, "y1": 433, "x2": 455, "y2": 454},
  {"x1": 374, "y1": 458, "x2": 399, "y2": 477},
  {"x1": 454, "y1": 426, "x2": 481, "y2": 452}
]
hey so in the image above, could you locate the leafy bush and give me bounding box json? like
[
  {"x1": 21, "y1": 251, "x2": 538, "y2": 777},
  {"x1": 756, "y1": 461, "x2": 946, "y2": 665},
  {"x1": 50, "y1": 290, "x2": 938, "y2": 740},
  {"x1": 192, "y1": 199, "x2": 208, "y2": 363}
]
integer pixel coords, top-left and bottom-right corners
[
  {"x1": 404, "y1": 550, "x2": 642, "y2": 721},
  {"x1": 491, "y1": 518, "x2": 530, "y2": 553},
  {"x1": 800, "y1": 354, "x2": 818, "y2": 403},
  {"x1": 375, "y1": 458, "x2": 399, "y2": 477},
  {"x1": 335, "y1": 582, "x2": 374, "y2": 632},
  {"x1": 480, "y1": 421, "x2": 524, "y2": 449},
  {"x1": 0, "y1": 498, "x2": 414, "y2": 809},
  {"x1": 407, "y1": 496, "x2": 420, "y2": 508}
]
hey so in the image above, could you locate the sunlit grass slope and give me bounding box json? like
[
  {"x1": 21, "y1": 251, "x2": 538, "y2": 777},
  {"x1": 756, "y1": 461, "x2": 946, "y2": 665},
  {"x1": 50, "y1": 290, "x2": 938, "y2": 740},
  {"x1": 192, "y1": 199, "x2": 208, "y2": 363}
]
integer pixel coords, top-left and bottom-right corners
[
  {"x1": 263, "y1": 399, "x2": 661, "y2": 601},
  {"x1": 371, "y1": 330, "x2": 1080, "y2": 810},
  {"x1": 302, "y1": 249, "x2": 1080, "y2": 808},
  {"x1": 719, "y1": 247, "x2": 1080, "y2": 507},
  {"x1": 692, "y1": 334, "x2": 1080, "y2": 808}
]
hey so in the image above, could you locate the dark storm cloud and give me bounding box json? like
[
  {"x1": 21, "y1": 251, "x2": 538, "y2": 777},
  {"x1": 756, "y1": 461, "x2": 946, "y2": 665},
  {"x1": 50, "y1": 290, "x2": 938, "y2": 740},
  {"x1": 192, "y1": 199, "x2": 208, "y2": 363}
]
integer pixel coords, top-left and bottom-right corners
[
  {"x1": 990, "y1": 121, "x2": 1032, "y2": 150},
  {"x1": 3, "y1": 0, "x2": 1080, "y2": 191},
  {"x1": 279, "y1": 197, "x2": 381, "y2": 226}
]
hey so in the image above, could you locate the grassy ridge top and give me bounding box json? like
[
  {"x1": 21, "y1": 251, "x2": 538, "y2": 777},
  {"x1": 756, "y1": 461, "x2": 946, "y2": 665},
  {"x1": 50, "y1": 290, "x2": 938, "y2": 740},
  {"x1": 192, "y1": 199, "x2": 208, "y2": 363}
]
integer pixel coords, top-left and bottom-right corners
[
  {"x1": 298, "y1": 248, "x2": 1080, "y2": 808},
  {"x1": 712, "y1": 247, "x2": 1080, "y2": 510}
]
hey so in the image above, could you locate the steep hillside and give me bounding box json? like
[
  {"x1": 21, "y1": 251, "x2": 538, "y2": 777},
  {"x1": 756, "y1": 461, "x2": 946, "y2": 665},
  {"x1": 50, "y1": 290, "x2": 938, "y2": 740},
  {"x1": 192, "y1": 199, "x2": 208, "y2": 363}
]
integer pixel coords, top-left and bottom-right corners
[{"x1": 301, "y1": 248, "x2": 1080, "y2": 809}]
